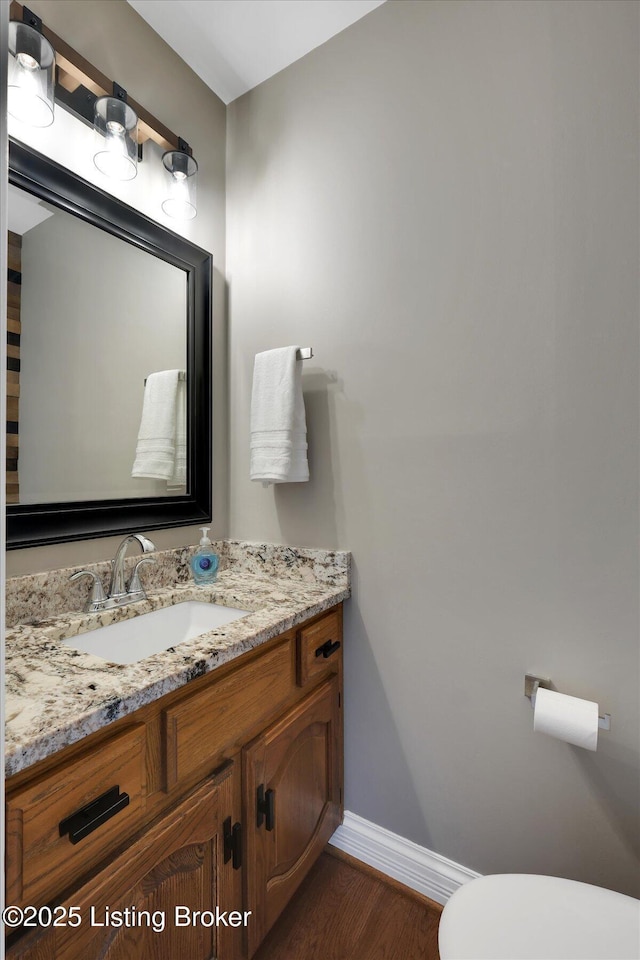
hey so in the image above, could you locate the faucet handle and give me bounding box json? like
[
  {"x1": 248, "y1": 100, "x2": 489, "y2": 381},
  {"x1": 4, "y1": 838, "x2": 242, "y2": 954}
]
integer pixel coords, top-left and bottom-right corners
[
  {"x1": 69, "y1": 570, "x2": 107, "y2": 610},
  {"x1": 128, "y1": 556, "x2": 156, "y2": 595}
]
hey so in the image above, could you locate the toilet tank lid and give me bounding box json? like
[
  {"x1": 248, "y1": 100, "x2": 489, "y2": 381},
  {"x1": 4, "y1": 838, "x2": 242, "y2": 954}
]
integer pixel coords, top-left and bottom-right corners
[{"x1": 438, "y1": 874, "x2": 640, "y2": 960}]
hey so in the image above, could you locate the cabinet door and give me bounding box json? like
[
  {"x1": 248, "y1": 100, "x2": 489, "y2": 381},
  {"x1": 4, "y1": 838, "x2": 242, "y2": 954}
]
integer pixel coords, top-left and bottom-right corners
[
  {"x1": 243, "y1": 676, "x2": 341, "y2": 957},
  {"x1": 7, "y1": 763, "x2": 244, "y2": 960}
]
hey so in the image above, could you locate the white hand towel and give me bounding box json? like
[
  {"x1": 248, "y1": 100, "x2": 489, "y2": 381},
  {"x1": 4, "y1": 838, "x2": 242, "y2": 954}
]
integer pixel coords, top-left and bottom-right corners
[
  {"x1": 132, "y1": 370, "x2": 183, "y2": 482},
  {"x1": 250, "y1": 347, "x2": 309, "y2": 484}
]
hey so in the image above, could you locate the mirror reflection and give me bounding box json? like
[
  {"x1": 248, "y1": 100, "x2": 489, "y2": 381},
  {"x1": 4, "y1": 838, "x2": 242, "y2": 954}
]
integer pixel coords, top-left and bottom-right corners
[{"x1": 7, "y1": 183, "x2": 187, "y2": 505}]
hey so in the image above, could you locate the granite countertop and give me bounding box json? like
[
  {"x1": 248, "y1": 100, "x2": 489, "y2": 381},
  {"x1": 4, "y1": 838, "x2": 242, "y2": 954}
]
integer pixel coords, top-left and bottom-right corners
[{"x1": 5, "y1": 542, "x2": 350, "y2": 778}]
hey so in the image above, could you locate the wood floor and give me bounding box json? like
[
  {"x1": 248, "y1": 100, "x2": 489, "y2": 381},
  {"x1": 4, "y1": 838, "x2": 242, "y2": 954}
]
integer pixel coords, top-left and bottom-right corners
[{"x1": 253, "y1": 850, "x2": 442, "y2": 960}]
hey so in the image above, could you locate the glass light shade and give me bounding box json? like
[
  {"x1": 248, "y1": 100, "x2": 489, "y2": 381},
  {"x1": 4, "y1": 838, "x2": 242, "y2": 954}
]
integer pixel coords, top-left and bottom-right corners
[
  {"x1": 93, "y1": 96, "x2": 138, "y2": 181},
  {"x1": 162, "y1": 149, "x2": 198, "y2": 221},
  {"x1": 8, "y1": 21, "x2": 55, "y2": 127}
]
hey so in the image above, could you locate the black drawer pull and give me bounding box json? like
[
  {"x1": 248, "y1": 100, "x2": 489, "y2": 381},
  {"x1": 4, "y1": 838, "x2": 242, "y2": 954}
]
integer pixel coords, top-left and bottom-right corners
[
  {"x1": 315, "y1": 639, "x2": 341, "y2": 659},
  {"x1": 223, "y1": 817, "x2": 242, "y2": 869},
  {"x1": 257, "y1": 784, "x2": 275, "y2": 831},
  {"x1": 59, "y1": 786, "x2": 129, "y2": 845}
]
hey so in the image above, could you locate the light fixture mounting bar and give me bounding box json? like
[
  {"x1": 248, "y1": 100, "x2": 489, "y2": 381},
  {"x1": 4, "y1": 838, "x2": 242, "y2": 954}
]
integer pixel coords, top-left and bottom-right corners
[
  {"x1": 9, "y1": 0, "x2": 180, "y2": 152},
  {"x1": 20, "y1": 4, "x2": 41, "y2": 32}
]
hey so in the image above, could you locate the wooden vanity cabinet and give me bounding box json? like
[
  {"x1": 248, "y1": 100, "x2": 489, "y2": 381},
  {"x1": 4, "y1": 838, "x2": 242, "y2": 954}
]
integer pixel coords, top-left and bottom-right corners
[
  {"x1": 243, "y1": 676, "x2": 342, "y2": 956},
  {"x1": 5, "y1": 604, "x2": 343, "y2": 960}
]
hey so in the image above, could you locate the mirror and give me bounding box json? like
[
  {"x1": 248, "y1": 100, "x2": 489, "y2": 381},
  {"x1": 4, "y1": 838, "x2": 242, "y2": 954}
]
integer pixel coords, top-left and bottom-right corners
[
  {"x1": 9, "y1": 183, "x2": 188, "y2": 504},
  {"x1": 7, "y1": 138, "x2": 212, "y2": 549}
]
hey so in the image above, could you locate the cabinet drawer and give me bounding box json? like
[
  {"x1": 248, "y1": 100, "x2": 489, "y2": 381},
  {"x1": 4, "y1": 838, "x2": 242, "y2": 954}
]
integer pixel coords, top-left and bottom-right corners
[
  {"x1": 163, "y1": 637, "x2": 295, "y2": 791},
  {"x1": 6, "y1": 725, "x2": 146, "y2": 908},
  {"x1": 296, "y1": 609, "x2": 342, "y2": 686}
]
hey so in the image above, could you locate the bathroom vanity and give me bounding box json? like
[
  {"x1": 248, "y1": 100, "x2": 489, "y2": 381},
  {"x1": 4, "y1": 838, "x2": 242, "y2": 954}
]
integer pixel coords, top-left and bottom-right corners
[{"x1": 4, "y1": 542, "x2": 349, "y2": 959}]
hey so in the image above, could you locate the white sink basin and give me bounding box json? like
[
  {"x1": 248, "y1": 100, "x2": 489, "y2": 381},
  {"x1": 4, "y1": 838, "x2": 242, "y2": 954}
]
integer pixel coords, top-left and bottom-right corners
[{"x1": 61, "y1": 601, "x2": 251, "y2": 665}]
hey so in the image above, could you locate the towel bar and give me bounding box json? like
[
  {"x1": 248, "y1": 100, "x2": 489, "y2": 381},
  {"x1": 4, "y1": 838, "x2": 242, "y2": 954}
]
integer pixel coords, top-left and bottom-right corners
[
  {"x1": 145, "y1": 355, "x2": 311, "y2": 385},
  {"x1": 144, "y1": 371, "x2": 186, "y2": 385}
]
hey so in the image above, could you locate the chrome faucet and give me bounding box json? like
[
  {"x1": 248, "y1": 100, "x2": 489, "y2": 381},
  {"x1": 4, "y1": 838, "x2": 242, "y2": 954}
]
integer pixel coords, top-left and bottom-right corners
[
  {"x1": 70, "y1": 534, "x2": 157, "y2": 613},
  {"x1": 108, "y1": 534, "x2": 156, "y2": 599}
]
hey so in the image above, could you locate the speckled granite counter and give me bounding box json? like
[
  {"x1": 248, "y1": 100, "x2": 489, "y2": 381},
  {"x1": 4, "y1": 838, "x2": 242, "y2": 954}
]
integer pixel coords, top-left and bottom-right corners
[{"x1": 5, "y1": 541, "x2": 350, "y2": 778}]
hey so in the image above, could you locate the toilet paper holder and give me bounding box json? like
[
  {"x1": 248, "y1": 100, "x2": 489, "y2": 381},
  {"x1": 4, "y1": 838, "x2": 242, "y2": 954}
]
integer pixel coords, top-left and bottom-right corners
[{"x1": 524, "y1": 675, "x2": 611, "y2": 730}]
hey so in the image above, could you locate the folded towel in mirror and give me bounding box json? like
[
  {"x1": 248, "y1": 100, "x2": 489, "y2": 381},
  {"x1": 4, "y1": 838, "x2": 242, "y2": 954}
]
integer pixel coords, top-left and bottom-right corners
[{"x1": 132, "y1": 370, "x2": 186, "y2": 484}]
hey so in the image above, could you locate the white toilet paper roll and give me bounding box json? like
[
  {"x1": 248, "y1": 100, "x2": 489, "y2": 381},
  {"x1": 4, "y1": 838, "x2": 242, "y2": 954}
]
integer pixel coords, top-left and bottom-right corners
[{"x1": 533, "y1": 687, "x2": 599, "y2": 751}]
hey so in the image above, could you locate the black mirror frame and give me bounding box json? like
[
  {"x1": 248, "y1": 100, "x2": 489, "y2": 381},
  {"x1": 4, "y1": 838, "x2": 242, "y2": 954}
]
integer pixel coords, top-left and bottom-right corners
[{"x1": 7, "y1": 138, "x2": 212, "y2": 549}]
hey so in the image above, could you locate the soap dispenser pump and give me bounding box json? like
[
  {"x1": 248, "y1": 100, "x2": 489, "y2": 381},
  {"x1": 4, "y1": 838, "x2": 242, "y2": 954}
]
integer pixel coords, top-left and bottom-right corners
[{"x1": 190, "y1": 527, "x2": 219, "y2": 585}]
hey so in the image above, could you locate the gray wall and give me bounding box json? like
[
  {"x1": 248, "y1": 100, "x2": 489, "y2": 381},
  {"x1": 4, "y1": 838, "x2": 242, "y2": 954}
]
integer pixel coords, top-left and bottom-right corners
[
  {"x1": 227, "y1": 0, "x2": 640, "y2": 895},
  {"x1": 7, "y1": 0, "x2": 227, "y2": 576}
]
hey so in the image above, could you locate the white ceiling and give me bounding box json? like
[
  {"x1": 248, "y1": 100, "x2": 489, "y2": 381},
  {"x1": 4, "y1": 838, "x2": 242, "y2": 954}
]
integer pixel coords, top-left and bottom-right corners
[{"x1": 127, "y1": 0, "x2": 386, "y2": 104}]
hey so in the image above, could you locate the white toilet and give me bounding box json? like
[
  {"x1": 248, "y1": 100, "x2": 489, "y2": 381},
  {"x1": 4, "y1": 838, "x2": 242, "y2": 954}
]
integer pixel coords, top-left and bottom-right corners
[{"x1": 438, "y1": 874, "x2": 640, "y2": 960}]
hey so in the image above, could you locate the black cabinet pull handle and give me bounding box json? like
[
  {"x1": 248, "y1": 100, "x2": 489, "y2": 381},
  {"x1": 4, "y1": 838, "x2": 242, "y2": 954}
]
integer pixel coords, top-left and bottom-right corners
[
  {"x1": 59, "y1": 786, "x2": 129, "y2": 845},
  {"x1": 232, "y1": 821, "x2": 242, "y2": 868},
  {"x1": 257, "y1": 784, "x2": 275, "y2": 831},
  {"x1": 223, "y1": 816, "x2": 233, "y2": 863},
  {"x1": 315, "y1": 639, "x2": 341, "y2": 659},
  {"x1": 265, "y1": 789, "x2": 275, "y2": 831},
  {"x1": 224, "y1": 817, "x2": 242, "y2": 869}
]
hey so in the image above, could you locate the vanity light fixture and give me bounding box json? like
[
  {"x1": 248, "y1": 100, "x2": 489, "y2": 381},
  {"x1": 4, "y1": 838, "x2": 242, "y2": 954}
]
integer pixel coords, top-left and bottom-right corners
[
  {"x1": 162, "y1": 139, "x2": 198, "y2": 220},
  {"x1": 7, "y1": 6, "x2": 55, "y2": 127},
  {"x1": 93, "y1": 83, "x2": 139, "y2": 181},
  {"x1": 9, "y1": 1, "x2": 196, "y2": 202}
]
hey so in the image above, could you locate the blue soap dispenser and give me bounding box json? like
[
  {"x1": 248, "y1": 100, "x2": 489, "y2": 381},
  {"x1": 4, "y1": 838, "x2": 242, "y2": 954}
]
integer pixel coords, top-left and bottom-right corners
[{"x1": 190, "y1": 527, "x2": 219, "y2": 585}]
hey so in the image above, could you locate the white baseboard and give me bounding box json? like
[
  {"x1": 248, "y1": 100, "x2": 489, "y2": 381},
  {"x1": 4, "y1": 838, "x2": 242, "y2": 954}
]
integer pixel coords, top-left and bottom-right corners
[{"x1": 329, "y1": 810, "x2": 481, "y2": 906}]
